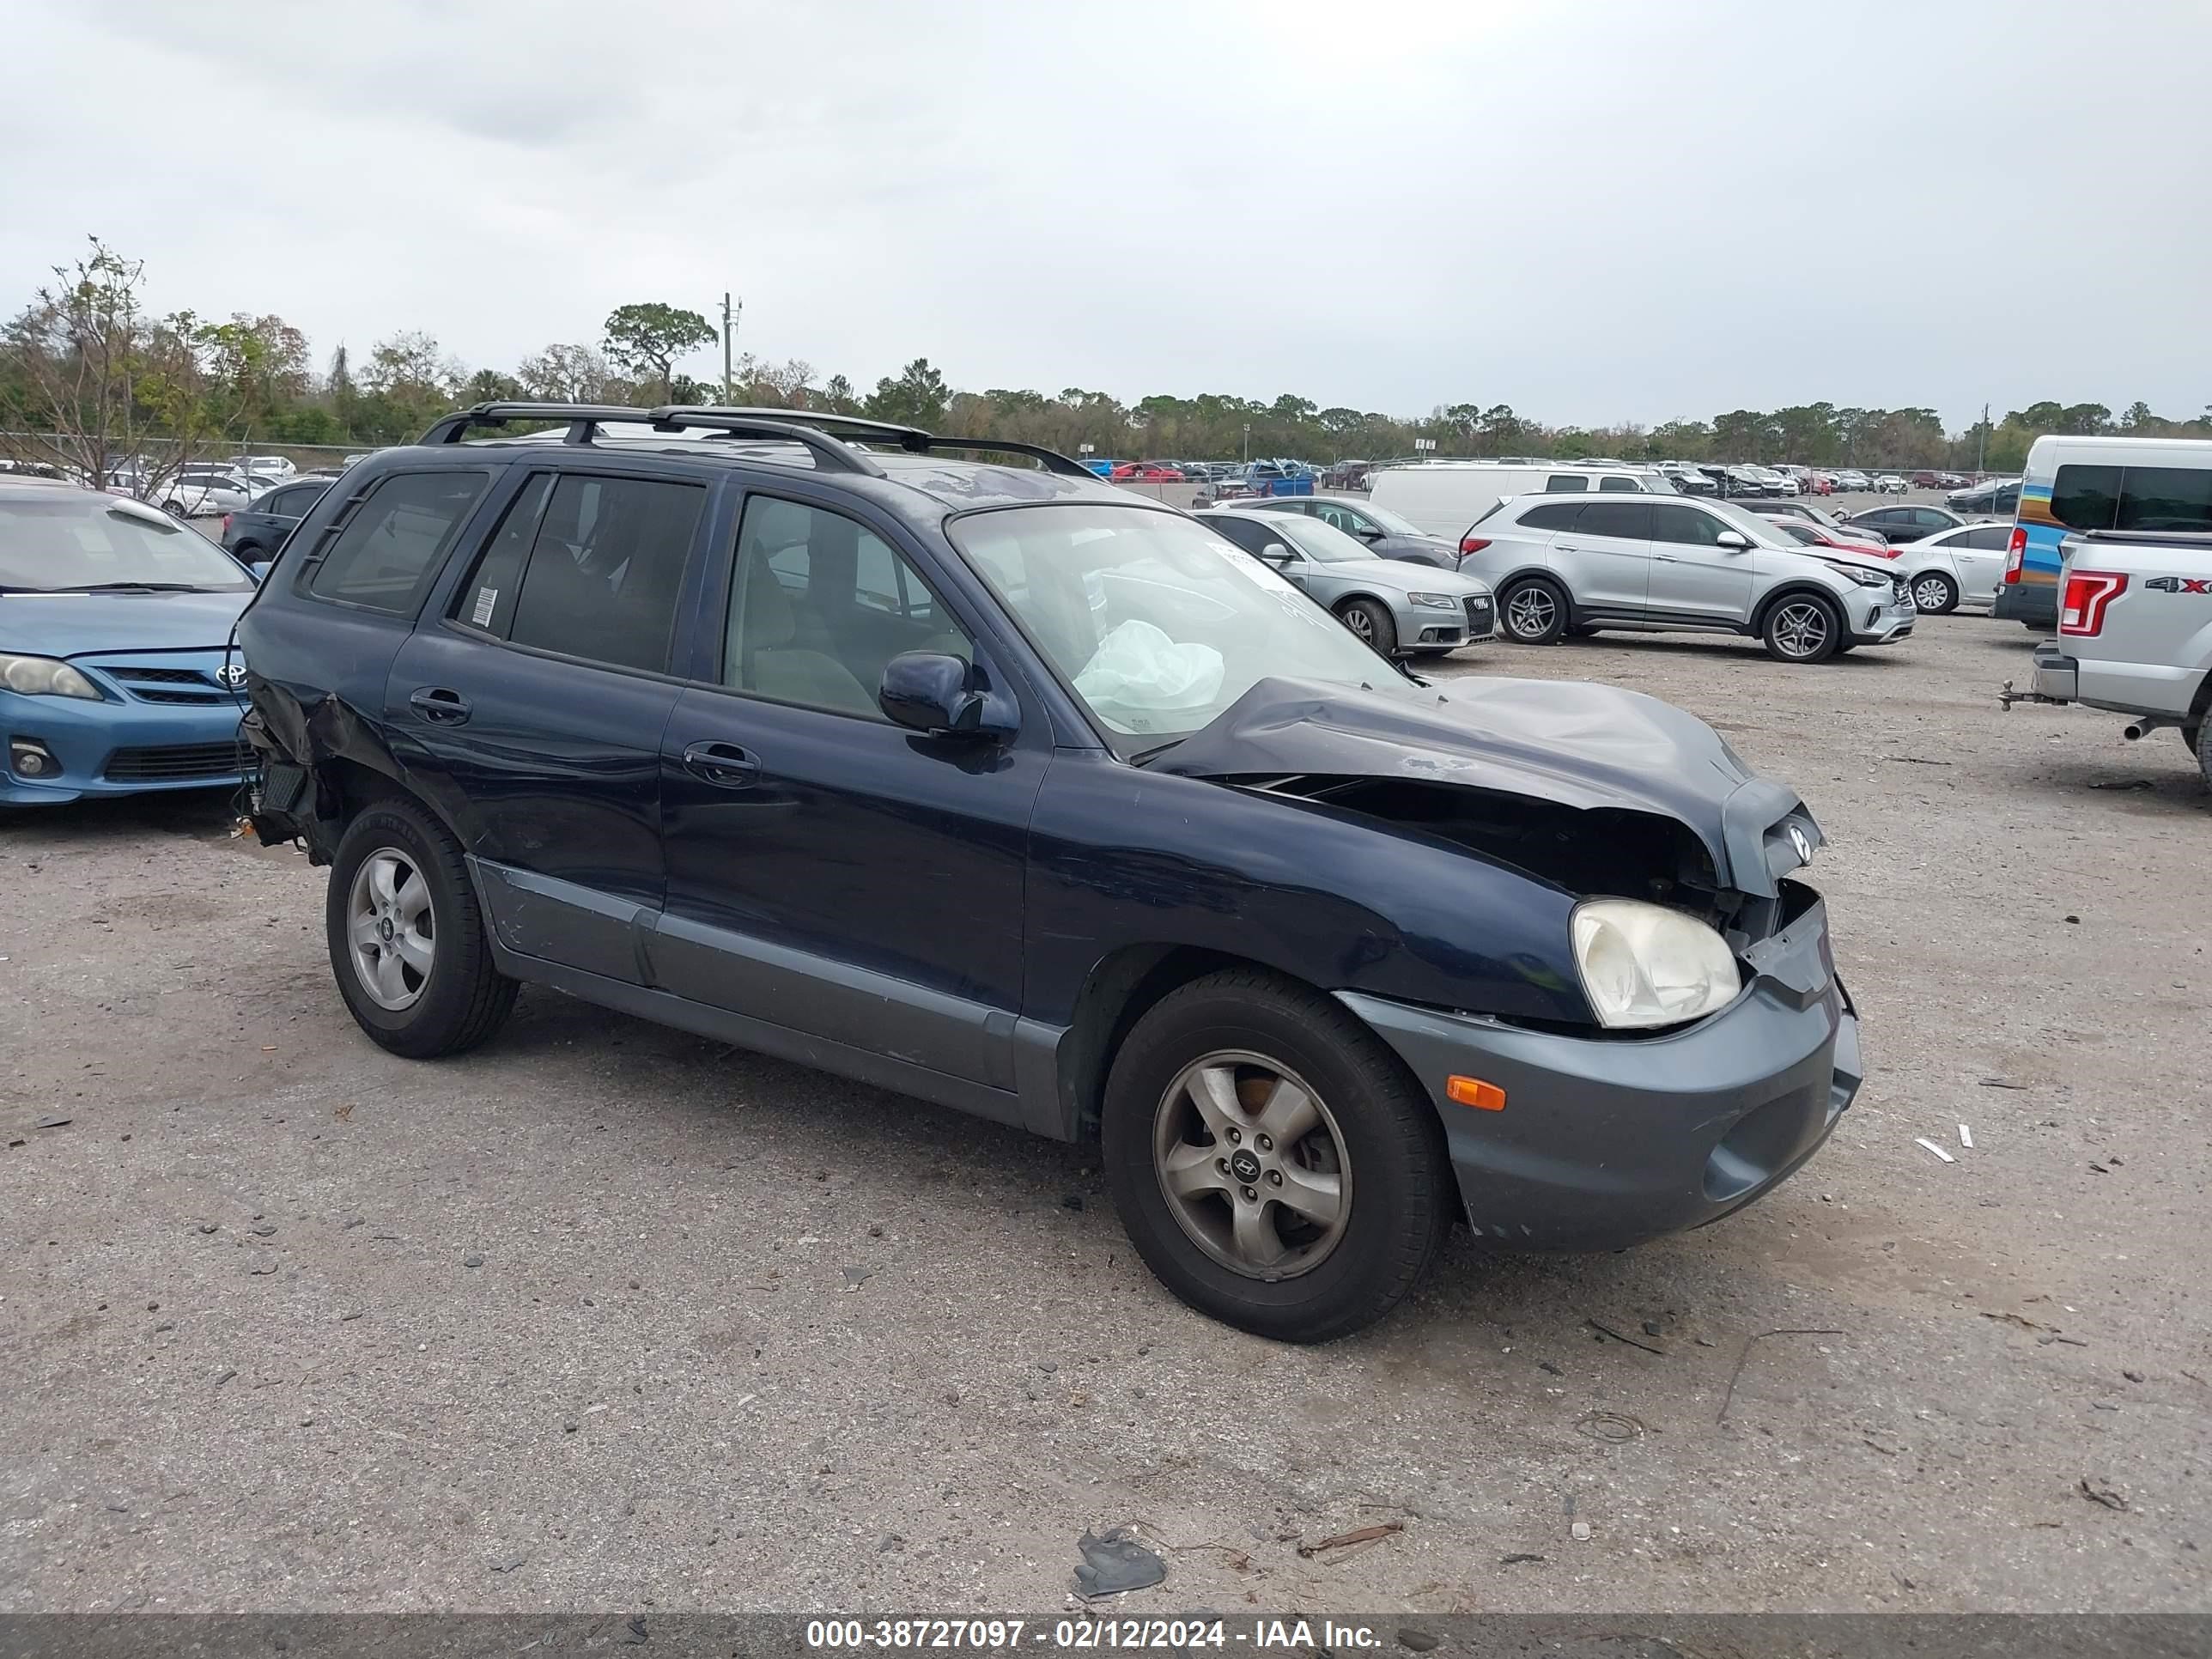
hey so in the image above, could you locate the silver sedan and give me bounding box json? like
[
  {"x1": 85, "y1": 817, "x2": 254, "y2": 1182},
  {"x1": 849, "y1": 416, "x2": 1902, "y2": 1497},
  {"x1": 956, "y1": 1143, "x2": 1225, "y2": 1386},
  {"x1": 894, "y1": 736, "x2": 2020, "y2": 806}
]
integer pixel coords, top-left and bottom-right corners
[{"x1": 1196, "y1": 508, "x2": 1496, "y2": 657}]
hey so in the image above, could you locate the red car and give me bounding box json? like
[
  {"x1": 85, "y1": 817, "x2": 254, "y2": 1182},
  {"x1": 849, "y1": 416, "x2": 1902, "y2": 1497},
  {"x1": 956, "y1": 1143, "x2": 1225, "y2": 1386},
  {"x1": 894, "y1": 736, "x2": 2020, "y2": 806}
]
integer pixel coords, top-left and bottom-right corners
[
  {"x1": 1110, "y1": 461, "x2": 1186, "y2": 482},
  {"x1": 1768, "y1": 519, "x2": 1897, "y2": 559}
]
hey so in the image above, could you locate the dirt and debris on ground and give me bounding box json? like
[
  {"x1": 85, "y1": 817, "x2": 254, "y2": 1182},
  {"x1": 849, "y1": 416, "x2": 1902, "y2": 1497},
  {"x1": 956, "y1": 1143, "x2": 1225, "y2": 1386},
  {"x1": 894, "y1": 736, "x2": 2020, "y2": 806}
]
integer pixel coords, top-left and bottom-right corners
[{"x1": 1, "y1": 617, "x2": 2207, "y2": 1611}]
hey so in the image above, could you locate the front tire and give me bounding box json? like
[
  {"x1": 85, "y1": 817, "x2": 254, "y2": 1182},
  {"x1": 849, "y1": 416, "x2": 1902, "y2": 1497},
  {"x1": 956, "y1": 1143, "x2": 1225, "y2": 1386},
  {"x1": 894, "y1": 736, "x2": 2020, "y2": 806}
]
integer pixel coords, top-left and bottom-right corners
[
  {"x1": 1100, "y1": 969, "x2": 1455, "y2": 1343},
  {"x1": 1337, "y1": 597, "x2": 1398, "y2": 658},
  {"x1": 326, "y1": 797, "x2": 517, "y2": 1058},
  {"x1": 1911, "y1": 571, "x2": 1959, "y2": 614},
  {"x1": 1760, "y1": 592, "x2": 1844, "y2": 663},
  {"x1": 1498, "y1": 576, "x2": 1568, "y2": 645}
]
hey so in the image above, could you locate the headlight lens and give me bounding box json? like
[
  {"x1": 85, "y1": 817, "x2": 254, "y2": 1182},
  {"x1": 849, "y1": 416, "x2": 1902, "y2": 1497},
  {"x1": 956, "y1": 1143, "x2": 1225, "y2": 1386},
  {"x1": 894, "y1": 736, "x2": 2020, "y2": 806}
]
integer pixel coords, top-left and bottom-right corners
[
  {"x1": 0, "y1": 653, "x2": 103, "y2": 700},
  {"x1": 1827, "y1": 563, "x2": 1889, "y2": 588},
  {"x1": 1406, "y1": 592, "x2": 1462, "y2": 610},
  {"x1": 1570, "y1": 898, "x2": 1741, "y2": 1029}
]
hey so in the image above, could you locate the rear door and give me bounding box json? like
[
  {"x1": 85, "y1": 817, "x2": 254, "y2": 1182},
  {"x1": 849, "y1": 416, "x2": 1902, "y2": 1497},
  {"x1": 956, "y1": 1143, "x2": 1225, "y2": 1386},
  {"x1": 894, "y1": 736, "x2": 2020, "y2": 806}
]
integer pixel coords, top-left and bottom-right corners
[
  {"x1": 1550, "y1": 497, "x2": 1652, "y2": 612},
  {"x1": 1647, "y1": 502, "x2": 1756, "y2": 622},
  {"x1": 387, "y1": 464, "x2": 714, "y2": 984}
]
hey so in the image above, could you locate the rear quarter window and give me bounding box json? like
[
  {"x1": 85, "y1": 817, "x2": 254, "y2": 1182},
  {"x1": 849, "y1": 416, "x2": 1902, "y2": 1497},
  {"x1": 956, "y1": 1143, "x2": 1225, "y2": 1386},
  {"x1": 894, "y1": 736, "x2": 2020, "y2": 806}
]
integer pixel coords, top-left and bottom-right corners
[
  {"x1": 301, "y1": 470, "x2": 492, "y2": 615},
  {"x1": 1516, "y1": 501, "x2": 1585, "y2": 532}
]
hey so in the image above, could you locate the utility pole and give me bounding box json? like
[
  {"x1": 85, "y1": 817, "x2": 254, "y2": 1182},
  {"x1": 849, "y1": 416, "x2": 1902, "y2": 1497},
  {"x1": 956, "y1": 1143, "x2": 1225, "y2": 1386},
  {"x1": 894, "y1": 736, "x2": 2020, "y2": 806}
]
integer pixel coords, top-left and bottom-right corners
[
  {"x1": 1243, "y1": 422, "x2": 1251, "y2": 464},
  {"x1": 720, "y1": 293, "x2": 742, "y2": 403},
  {"x1": 1975, "y1": 401, "x2": 1989, "y2": 478}
]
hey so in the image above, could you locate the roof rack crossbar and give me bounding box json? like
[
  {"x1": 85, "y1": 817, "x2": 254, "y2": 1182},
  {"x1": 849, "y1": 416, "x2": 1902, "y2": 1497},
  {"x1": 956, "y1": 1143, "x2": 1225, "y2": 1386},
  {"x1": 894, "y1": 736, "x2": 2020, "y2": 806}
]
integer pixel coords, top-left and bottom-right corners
[{"x1": 416, "y1": 402, "x2": 1091, "y2": 479}]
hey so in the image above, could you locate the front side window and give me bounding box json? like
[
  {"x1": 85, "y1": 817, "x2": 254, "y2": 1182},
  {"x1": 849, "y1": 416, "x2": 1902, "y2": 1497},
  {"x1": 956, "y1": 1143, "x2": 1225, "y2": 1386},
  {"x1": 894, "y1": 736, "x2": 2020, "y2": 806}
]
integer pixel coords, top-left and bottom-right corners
[
  {"x1": 1542, "y1": 475, "x2": 1589, "y2": 493},
  {"x1": 1650, "y1": 503, "x2": 1729, "y2": 546},
  {"x1": 723, "y1": 496, "x2": 968, "y2": 719},
  {"x1": 1597, "y1": 474, "x2": 1642, "y2": 493},
  {"x1": 303, "y1": 470, "x2": 491, "y2": 614},
  {"x1": 947, "y1": 504, "x2": 1387, "y2": 751}
]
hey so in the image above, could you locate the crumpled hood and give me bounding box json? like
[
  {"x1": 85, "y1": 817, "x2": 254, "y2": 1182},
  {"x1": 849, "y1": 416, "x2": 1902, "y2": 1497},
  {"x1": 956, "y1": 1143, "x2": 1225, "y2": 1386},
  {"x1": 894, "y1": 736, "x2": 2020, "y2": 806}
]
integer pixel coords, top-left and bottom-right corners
[
  {"x1": 1156, "y1": 675, "x2": 1818, "y2": 896},
  {"x1": 2, "y1": 590, "x2": 251, "y2": 657}
]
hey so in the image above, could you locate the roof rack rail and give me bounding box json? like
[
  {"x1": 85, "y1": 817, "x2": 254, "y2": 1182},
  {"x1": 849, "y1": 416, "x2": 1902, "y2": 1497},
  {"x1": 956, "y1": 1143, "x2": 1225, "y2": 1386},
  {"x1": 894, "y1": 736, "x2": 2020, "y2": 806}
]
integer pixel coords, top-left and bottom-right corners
[
  {"x1": 416, "y1": 402, "x2": 1094, "y2": 481},
  {"x1": 412, "y1": 402, "x2": 884, "y2": 477},
  {"x1": 659, "y1": 405, "x2": 1095, "y2": 479}
]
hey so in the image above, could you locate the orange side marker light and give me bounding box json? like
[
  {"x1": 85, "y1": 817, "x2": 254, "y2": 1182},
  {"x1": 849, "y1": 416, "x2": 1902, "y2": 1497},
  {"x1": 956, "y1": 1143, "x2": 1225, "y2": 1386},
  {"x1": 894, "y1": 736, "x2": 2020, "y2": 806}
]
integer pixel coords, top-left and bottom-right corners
[{"x1": 1447, "y1": 1076, "x2": 1506, "y2": 1111}]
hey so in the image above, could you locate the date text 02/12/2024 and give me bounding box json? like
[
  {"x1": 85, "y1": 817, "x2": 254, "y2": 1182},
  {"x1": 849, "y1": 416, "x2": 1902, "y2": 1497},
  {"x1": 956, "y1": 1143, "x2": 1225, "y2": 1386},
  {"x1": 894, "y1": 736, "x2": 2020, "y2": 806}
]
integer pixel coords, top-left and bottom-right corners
[{"x1": 804, "y1": 1617, "x2": 1385, "y2": 1650}]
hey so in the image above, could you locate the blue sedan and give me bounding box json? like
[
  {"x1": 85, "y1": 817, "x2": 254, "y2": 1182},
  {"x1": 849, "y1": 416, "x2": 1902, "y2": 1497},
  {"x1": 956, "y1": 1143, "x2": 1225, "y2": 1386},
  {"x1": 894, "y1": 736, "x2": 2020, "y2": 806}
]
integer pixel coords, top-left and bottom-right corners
[{"x1": 1, "y1": 480, "x2": 258, "y2": 806}]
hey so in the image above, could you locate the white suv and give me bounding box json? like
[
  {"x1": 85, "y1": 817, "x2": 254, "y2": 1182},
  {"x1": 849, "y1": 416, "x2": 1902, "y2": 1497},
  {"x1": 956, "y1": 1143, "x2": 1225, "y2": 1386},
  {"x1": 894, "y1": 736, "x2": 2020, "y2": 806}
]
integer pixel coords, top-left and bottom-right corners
[{"x1": 1456, "y1": 495, "x2": 1917, "y2": 663}]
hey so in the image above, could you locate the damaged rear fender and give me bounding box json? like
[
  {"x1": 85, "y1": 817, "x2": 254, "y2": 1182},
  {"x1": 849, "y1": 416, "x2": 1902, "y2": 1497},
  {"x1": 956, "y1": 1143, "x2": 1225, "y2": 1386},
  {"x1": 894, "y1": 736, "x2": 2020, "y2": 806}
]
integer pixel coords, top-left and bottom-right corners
[{"x1": 243, "y1": 680, "x2": 450, "y2": 860}]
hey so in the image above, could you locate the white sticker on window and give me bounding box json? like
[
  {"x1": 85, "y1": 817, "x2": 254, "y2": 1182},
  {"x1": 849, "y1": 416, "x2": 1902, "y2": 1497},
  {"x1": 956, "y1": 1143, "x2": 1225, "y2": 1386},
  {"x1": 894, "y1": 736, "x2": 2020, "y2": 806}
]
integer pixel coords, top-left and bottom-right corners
[{"x1": 471, "y1": 586, "x2": 497, "y2": 627}]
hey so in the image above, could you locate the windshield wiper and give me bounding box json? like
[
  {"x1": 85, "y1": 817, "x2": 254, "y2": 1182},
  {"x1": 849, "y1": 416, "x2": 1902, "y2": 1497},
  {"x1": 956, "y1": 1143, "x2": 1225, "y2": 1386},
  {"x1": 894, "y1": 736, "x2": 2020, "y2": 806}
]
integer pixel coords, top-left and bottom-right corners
[
  {"x1": 44, "y1": 581, "x2": 210, "y2": 592},
  {"x1": 1128, "y1": 738, "x2": 1187, "y2": 767}
]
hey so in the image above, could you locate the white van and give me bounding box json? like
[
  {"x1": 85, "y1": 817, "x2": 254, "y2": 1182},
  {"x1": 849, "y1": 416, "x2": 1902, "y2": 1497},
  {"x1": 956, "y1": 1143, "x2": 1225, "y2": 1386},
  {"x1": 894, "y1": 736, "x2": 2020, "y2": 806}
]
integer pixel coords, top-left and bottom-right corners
[{"x1": 1370, "y1": 460, "x2": 1674, "y2": 544}]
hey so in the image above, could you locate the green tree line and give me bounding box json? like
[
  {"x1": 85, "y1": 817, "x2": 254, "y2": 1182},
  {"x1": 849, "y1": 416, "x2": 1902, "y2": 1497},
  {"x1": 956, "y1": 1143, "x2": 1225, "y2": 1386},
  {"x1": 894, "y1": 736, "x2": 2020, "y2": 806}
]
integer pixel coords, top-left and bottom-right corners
[{"x1": 6, "y1": 239, "x2": 2206, "y2": 477}]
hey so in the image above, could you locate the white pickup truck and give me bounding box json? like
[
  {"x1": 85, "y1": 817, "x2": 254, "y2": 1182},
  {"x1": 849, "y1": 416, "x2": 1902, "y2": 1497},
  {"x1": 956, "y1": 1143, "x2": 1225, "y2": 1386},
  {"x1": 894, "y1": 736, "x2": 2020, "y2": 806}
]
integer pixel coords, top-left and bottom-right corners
[{"x1": 2002, "y1": 528, "x2": 2212, "y2": 787}]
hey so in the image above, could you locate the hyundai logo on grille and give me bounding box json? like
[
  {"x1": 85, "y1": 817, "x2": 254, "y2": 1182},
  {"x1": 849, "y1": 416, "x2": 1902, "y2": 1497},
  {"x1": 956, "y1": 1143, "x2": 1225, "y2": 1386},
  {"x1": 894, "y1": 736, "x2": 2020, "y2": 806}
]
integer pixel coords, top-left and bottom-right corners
[{"x1": 216, "y1": 664, "x2": 248, "y2": 689}]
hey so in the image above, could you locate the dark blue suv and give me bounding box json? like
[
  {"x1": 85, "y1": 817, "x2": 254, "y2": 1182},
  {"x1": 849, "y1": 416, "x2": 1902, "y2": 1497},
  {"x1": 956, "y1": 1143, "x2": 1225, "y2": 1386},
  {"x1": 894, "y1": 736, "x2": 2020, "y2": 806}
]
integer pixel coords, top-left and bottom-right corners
[{"x1": 237, "y1": 404, "x2": 1863, "y2": 1341}]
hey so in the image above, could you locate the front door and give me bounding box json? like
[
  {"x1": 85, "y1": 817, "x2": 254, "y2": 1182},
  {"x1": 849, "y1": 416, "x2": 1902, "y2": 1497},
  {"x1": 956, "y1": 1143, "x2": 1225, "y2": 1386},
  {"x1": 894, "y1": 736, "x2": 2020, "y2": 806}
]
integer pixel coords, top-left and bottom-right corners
[
  {"x1": 653, "y1": 489, "x2": 1040, "y2": 1099},
  {"x1": 1549, "y1": 498, "x2": 1652, "y2": 612},
  {"x1": 387, "y1": 466, "x2": 709, "y2": 983},
  {"x1": 1646, "y1": 502, "x2": 1756, "y2": 623}
]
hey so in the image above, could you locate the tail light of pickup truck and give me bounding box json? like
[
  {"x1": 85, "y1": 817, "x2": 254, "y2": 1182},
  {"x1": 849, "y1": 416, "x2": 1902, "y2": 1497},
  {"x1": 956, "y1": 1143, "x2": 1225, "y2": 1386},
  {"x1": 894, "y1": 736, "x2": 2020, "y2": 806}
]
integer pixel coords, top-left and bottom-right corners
[
  {"x1": 2059, "y1": 569, "x2": 2127, "y2": 636},
  {"x1": 2003, "y1": 526, "x2": 2026, "y2": 583}
]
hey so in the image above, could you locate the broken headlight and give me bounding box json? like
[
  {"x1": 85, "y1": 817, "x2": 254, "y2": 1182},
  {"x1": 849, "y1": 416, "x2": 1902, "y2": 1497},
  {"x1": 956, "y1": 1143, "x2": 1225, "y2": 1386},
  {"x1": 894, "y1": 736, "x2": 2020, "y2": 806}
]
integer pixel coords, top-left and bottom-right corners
[{"x1": 1570, "y1": 898, "x2": 1741, "y2": 1029}]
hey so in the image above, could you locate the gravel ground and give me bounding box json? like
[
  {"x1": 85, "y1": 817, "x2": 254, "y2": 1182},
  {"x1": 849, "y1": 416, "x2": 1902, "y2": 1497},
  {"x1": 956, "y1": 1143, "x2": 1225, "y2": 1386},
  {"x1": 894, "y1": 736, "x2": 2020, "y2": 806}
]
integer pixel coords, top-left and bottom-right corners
[{"x1": 3, "y1": 611, "x2": 2208, "y2": 1616}]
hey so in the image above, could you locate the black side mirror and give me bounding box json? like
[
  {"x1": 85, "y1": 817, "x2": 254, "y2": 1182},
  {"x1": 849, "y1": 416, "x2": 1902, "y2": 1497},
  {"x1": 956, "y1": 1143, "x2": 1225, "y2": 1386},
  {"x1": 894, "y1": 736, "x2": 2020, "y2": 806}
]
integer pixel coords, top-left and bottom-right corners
[
  {"x1": 1351, "y1": 524, "x2": 1384, "y2": 540},
  {"x1": 878, "y1": 652, "x2": 1014, "y2": 738}
]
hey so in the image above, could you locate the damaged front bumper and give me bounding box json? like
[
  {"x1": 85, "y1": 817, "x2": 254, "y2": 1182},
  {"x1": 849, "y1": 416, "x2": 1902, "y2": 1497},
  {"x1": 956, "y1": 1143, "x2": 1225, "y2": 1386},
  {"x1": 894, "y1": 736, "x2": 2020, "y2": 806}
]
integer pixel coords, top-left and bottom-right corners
[{"x1": 1339, "y1": 890, "x2": 1860, "y2": 1251}]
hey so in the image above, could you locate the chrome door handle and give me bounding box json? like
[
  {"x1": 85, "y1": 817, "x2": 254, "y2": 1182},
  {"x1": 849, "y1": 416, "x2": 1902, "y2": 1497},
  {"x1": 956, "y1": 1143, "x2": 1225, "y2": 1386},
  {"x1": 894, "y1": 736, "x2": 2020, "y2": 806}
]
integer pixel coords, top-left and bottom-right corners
[{"x1": 682, "y1": 739, "x2": 761, "y2": 788}]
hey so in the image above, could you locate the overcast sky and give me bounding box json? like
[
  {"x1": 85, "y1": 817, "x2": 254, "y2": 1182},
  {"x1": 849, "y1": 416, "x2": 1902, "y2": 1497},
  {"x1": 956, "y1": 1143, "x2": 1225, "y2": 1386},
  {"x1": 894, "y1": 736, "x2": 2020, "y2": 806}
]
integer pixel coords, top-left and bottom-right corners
[{"x1": 6, "y1": 0, "x2": 2206, "y2": 433}]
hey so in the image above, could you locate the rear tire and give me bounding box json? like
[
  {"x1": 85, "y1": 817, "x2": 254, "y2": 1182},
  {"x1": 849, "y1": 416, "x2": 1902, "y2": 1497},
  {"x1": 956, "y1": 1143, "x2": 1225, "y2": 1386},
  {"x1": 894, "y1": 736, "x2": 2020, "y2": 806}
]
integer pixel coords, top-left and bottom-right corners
[
  {"x1": 1760, "y1": 592, "x2": 1844, "y2": 663},
  {"x1": 1337, "y1": 598, "x2": 1398, "y2": 658},
  {"x1": 1911, "y1": 571, "x2": 1960, "y2": 614},
  {"x1": 1498, "y1": 576, "x2": 1568, "y2": 645},
  {"x1": 2197, "y1": 727, "x2": 2212, "y2": 793},
  {"x1": 1100, "y1": 969, "x2": 1455, "y2": 1344},
  {"x1": 325, "y1": 797, "x2": 516, "y2": 1058}
]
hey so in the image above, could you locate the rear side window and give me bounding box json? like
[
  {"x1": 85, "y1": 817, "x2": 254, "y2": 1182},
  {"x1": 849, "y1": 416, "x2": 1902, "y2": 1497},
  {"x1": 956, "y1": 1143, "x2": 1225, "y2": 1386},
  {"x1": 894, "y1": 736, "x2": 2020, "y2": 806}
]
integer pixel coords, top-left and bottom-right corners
[
  {"x1": 1577, "y1": 501, "x2": 1651, "y2": 538},
  {"x1": 1542, "y1": 475, "x2": 1589, "y2": 493},
  {"x1": 2057, "y1": 463, "x2": 2212, "y2": 533},
  {"x1": 1596, "y1": 474, "x2": 1642, "y2": 493},
  {"x1": 304, "y1": 471, "x2": 491, "y2": 614},
  {"x1": 1960, "y1": 526, "x2": 2010, "y2": 550},
  {"x1": 492, "y1": 475, "x2": 707, "y2": 673},
  {"x1": 1516, "y1": 501, "x2": 1585, "y2": 532}
]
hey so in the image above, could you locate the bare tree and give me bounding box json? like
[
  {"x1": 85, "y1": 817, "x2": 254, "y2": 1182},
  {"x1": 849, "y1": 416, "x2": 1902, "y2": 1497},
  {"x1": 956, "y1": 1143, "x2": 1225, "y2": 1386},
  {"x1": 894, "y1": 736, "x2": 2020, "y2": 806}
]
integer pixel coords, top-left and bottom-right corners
[
  {"x1": 0, "y1": 239, "x2": 204, "y2": 493},
  {"x1": 516, "y1": 342, "x2": 612, "y2": 403}
]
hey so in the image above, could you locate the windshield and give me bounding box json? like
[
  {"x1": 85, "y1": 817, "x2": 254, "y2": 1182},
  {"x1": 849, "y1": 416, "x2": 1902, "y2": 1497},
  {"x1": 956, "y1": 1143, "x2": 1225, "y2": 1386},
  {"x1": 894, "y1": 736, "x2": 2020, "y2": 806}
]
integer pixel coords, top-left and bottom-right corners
[
  {"x1": 1705, "y1": 500, "x2": 1800, "y2": 550},
  {"x1": 0, "y1": 495, "x2": 252, "y2": 592},
  {"x1": 947, "y1": 504, "x2": 1395, "y2": 753},
  {"x1": 1264, "y1": 514, "x2": 1373, "y2": 564}
]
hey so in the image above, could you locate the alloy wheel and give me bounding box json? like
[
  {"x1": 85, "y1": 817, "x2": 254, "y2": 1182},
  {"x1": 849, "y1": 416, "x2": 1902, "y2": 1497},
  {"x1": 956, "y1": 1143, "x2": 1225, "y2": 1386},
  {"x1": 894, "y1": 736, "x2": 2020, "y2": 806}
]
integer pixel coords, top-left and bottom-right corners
[
  {"x1": 1505, "y1": 586, "x2": 1557, "y2": 639},
  {"x1": 1913, "y1": 574, "x2": 1954, "y2": 612},
  {"x1": 346, "y1": 848, "x2": 435, "y2": 1011},
  {"x1": 1152, "y1": 1050, "x2": 1352, "y2": 1280},
  {"x1": 1343, "y1": 608, "x2": 1375, "y2": 642},
  {"x1": 1771, "y1": 600, "x2": 1831, "y2": 659}
]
